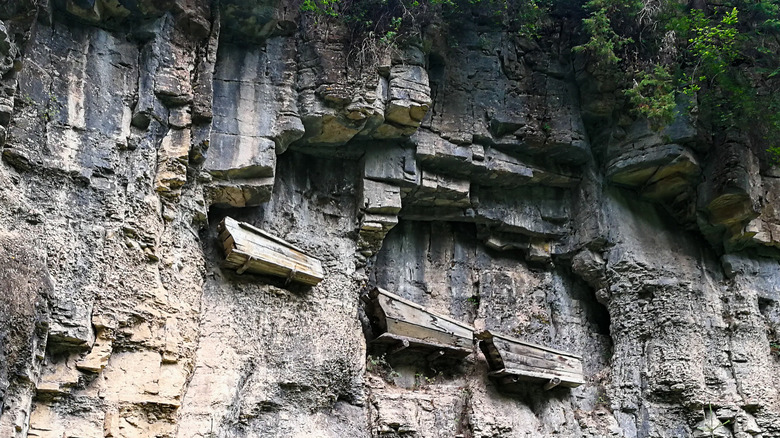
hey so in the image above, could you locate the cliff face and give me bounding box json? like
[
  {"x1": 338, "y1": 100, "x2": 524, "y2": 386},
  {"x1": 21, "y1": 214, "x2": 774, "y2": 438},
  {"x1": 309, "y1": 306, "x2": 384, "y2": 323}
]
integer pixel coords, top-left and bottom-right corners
[{"x1": 0, "y1": 1, "x2": 779, "y2": 437}]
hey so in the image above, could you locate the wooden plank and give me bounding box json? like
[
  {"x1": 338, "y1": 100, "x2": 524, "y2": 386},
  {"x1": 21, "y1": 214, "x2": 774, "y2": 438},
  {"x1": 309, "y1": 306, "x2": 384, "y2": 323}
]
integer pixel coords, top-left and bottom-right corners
[
  {"x1": 490, "y1": 367, "x2": 584, "y2": 387},
  {"x1": 498, "y1": 349, "x2": 582, "y2": 375},
  {"x1": 374, "y1": 289, "x2": 474, "y2": 334},
  {"x1": 494, "y1": 342, "x2": 582, "y2": 372},
  {"x1": 218, "y1": 217, "x2": 324, "y2": 286},
  {"x1": 496, "y1": 363, "x2": 584, "y2": 384},
  {"x1": 223, "y1": 219, "x2": 318, "y2": 267},
  {"x1": 494, "y1": 340, "x2": 581, "y2": 367},
  {"x1": 376, "y1": 291, "x2": 473, "y2": 341},
  {"x1": 482, "y1": 331, "x2": 582, "y2": 360},
  {"x1": 230, "y1": 232, "x2": 315, "y2": 267},
  {"x1": 229, "y1": 249, "x2": 322, "y2": 285},
  {"x1": 370, "y1": 333, "x2": 472, "y2": 359},
  {"x1": 386, "y1": 302, "x2": 474, "y2": 346},
  {"x1": 237, "y1": 220, "x2": 310, "y2": 254},
  {"x1": 477, "y1": 329, "x2": 584, "y2": 388},
  {"x1": 385, "y1": 318, "x2": 472, "y2": 349}
]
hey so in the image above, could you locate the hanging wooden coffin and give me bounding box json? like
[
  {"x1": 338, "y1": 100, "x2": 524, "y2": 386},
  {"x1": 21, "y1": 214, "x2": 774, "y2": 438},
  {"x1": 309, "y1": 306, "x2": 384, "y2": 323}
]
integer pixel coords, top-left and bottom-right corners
[
  {"x1": 218, "y1": 217, "x2": 325, "y2": 286},
  {"x1": 475, "y1": 330, "x2": 584, "y2": 389},
  {"x1": 364, "y1": 287, "x2": 474, "y2": 359}
]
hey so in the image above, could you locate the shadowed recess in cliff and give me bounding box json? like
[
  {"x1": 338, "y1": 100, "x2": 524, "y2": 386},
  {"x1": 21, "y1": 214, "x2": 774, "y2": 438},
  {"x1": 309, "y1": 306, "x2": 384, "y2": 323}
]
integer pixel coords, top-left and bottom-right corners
[{"x1": 371, "y1": 220, "x2": 481, "y2": 325}]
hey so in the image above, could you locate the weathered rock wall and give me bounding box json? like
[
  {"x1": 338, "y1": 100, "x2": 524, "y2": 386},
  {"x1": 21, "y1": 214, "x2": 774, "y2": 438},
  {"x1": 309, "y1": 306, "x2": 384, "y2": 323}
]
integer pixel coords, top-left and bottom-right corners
[{"x1": 0, "y1": 1, "x2": 778, "y2": 437}]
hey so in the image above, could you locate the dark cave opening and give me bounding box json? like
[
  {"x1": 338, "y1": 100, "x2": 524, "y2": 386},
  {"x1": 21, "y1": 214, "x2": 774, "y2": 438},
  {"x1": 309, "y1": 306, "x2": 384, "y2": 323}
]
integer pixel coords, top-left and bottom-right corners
[
  {"x1": 560, "y1": 263, "x2": 613, "y2": 340},
  {"x1": 587, "y1": 293, "x2": 612, "y2": 337}
]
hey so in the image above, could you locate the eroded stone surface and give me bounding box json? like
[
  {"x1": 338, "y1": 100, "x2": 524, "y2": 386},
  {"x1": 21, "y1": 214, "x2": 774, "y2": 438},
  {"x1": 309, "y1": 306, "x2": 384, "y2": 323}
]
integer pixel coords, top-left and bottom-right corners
[{"x1": 0, "y1": 2, "x2": 779, "y2": 438}]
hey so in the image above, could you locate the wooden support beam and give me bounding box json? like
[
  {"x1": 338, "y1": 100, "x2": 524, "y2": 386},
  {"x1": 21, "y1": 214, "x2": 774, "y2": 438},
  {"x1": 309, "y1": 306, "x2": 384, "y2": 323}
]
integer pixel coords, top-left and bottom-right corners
[
  {"x1": 426, "y1": 350, "x2": 445, "y2": 362},
  {"x1": 390, "y1": 339, "x2": 410, "y2": 355},
  {"x1": 285, "y1": 268, "x2": 298, "y2": 285},
  {"x1": 543, "y1": 377, "x2": 562, "y2": 391},
  {"x1": 236, "y1": 256, "x2": 253, "y2": 275}
]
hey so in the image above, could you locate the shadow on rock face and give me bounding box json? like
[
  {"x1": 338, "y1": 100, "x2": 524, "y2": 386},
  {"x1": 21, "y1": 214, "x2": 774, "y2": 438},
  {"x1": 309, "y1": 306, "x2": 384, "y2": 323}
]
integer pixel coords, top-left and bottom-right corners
[{"x1": 0, "y1": 232, "x2": 52, "y2": 402}]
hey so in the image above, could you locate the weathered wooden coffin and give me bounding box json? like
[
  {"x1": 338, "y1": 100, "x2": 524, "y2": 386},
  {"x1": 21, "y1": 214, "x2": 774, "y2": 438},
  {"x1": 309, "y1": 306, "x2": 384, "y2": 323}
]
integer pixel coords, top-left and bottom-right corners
[
  {"x1": 218, "y1": 216, "x2": 325, "y2": 286},
  {"x1": 476, "y1": 330, "x2": 584, "y2": 389},
  {"x1": 364, "y1": 287, "x2": 474, "y2": 359}
]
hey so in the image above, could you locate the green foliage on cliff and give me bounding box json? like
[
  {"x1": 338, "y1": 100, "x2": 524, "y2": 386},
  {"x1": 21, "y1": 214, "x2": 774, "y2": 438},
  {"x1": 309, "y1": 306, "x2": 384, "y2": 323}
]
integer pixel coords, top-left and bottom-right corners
[
  {"x1": 577, "y1": 0, "x2": 780, "y2": 163},
  {"x1": 682, "y1": 7, "x2": 740, "y2": 95},
  {"x1": 300, "y1": 0, "x2": 554, "y2": 42},
  {"x1": 301, "y1": 0, "x2": 341, "y2": 17},
  {"x1": 300, "y1": 0, "x2": 780, "y2": 163},
  {"x1": 624, "y1": 65, "x2": 676, "y2": 126},
  {"x1": 572, "y1": 0, "x2": 642, "y2": 65}
]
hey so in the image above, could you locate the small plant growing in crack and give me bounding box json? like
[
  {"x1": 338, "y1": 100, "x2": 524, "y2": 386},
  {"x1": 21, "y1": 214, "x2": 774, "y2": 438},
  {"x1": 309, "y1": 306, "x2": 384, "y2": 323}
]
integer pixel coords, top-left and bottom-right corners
[
  {"x1": 594, "y1": 387, "x2": 611, "y2": 410},
  {"x1": 18, "y1": 91, "x2": 60, "y2": 123},
  {"x1": 770, "y1": 342, "x2": 780, "y2": 357},
  {"x1": 367, "y1": 354, "x2": 400, "y2": 383},
  {"x1": 20, "y1": 93, "x2": 35, "y2": 107},
  {"x1": 413, "y1": 372, "x2": 439, "y2": 389},
  {"x1": 696, "y1": 404, "x2": 731, "y2": 438},
  {"x1": 43, "y1": 90, "x2": 60, "y2": 123},
  {"x1": 533, "y1": 311, "x2": 550, "y2": 325}
]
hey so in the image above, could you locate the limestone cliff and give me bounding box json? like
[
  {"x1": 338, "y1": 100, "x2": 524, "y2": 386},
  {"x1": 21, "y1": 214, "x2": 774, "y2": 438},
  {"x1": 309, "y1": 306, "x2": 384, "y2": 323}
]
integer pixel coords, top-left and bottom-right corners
[{"x1": 0, "y1": 1, "x2": 779, "y2": 437}]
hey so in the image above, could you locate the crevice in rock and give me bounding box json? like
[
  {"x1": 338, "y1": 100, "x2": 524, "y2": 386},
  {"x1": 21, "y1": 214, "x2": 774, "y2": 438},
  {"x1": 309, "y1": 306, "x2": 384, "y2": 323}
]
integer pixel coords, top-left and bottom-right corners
[{"x1": 587, "y1": 290, "x2": 612, "y2": 338}]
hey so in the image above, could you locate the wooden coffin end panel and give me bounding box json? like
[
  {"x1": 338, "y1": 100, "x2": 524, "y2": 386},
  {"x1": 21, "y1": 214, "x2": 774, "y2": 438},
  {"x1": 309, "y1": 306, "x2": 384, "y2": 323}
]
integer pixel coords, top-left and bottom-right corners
[
  {"x1": 218, "y1": 217, "x2": 324, "y2": 286},
  {"x1": 475, "y1": 332, "x2": 506, "y2": 371}
]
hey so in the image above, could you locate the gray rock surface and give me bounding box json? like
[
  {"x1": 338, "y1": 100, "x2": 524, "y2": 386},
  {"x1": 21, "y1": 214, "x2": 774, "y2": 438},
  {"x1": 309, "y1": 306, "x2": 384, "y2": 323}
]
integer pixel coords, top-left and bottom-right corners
[{"x1": 0, "y1": 2, "x2": 778, "y2": 437}]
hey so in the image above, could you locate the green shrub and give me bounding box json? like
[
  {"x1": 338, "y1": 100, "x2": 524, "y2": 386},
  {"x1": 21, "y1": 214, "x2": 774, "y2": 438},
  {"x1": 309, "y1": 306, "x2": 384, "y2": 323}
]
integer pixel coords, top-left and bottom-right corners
[{"x1": 625, "y1": 65, "x2": 677, "y2": 126}]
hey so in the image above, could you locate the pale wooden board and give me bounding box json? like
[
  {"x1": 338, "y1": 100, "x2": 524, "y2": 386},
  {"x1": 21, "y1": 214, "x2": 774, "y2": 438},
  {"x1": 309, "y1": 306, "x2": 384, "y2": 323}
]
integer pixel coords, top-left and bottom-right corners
[
  {"x1": 222, "y1": 224, "x2": 316, "y2": 267},
  {"x1": 497, "y1": 348, "x2": 582, "y2": 375},
  {"x1": 494, "y1": 340, "x2": 582, "y2": 373},
  {"x1": 385, "y1": 318, "x2": 473, "y2": 350},
  {"x1": 371, "y1": 333, "x2": 472, "y2": 359},
  {"x1": 225, "y1": 249, "x2": 323, "y2": 285},
  {"x1": 490, "y1": 367, "x2": 585, "y2": 388},
  {"x1": 377, "y1": 292, "x2": 473, "y2": 340},
  {"x1": 477, "y1": 329, "x2": 584, "y2": 387},
  {"x1": 218, "y1": 217, "x2": 324, "y2": 286},
  {"x1": 477, "y1": 330, "x2": 582, "y2": 360}
]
